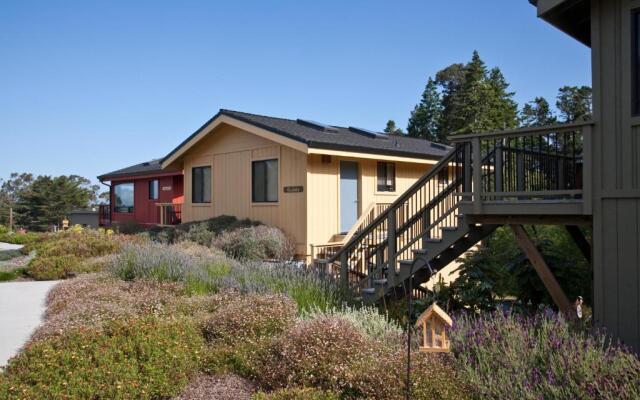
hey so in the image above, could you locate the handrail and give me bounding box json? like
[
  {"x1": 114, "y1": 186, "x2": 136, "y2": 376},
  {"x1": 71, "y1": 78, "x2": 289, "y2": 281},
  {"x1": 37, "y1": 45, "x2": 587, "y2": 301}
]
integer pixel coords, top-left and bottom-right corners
[
  {"x1": 448, "y1": 120, "x2": 594, "y2": 142},
  {"x1": 343, "y1": 201, "x2": 391, "y2": 244},
  {"x1": 328, "y1": 147, "x2": 461, "y2": 264}
]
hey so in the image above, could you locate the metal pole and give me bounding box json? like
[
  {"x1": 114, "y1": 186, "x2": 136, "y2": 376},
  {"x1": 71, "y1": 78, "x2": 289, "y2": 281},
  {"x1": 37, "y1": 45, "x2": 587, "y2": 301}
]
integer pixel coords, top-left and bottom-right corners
[{"x1": 406, "y1": 261, "x2": 414, "y2": 400}]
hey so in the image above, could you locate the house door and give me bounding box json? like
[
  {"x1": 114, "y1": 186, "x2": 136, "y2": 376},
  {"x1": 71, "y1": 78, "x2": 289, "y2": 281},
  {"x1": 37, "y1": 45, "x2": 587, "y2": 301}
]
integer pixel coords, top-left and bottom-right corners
[{"x1": 340, "y1": 161, "x2": 359, "y2": 234}]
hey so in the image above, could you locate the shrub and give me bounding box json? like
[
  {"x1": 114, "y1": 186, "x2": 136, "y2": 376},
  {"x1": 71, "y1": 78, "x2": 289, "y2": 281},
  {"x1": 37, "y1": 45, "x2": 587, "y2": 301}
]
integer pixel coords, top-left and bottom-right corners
[
  {"x1": 450, "y1": 309, "x2": 640, "y2": 400},
  {"x1": 0, "y1": 230, "x2": 40, "y2": 246},
  {"x1": 252, "y1": 388, "x2": 339, "y2": 400},
  {"x1": 174, "y1": 373, "x2": 256, "y2": 400},
  {"x1": 114, "y1": 219, "x2": 144, "y2": 234},
  {"x1": 28, "y1": 254, "x2": 82, "y2": 280},
  {"x1": 32, "y1": 273, "x2": 183, "y2": 341},
  {"x1": 0, "y1": 268, "x2": 27, "y2": 282},
  {"x1": 253, "y1": 316, "x2": 371, "y2": 391},
  {"x1": 301, "y1": 305, "x2": 402, "y2": 341},
  {"x1": 203, "y1": 293, "x2": 297, "y2": 344},
  {"x1": 213, "y1": 226, "x2": 295, "y2": 261},
  {"x1": 109, "y1": 242, "x2": 233, "y2": 294},
  {"x1": 0, "y1": 317, "x2": 204, "y2": 400}
]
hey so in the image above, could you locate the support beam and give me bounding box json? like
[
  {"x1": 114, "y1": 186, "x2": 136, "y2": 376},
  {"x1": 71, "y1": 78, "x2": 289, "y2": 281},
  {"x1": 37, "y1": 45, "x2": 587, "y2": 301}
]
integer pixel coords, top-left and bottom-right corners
[
  {"x1": 565, "y1": 225, "x2": 591, "y2": 263},
  {"x1": 510, "y1": 224, "x2": 573, "y2": 316}
]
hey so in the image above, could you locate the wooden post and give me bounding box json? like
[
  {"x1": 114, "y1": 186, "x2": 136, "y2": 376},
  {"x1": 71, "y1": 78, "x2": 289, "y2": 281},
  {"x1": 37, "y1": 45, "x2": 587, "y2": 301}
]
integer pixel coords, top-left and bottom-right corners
[
  {"x1": 421, "y1": 209, "x2": 431, "y2": 248},
  {"x1": 340, "y1": 252, "x2": 349, "y2": 291},
  {"x1": 565, "y1": 225, "x2": 591, "y2": 263},
  {"x1": 463, "y1": 142, "x2": 472, "y2": 196},
  {"x1": 495, "y1": 144, "x2": 503, "y2": 193},
  {"x1": 472, "y1": 137, "x2": 482, "y2": 213},
  {"x1": 510, "y1": 225, "x2": 573, "y2": 316},
  {"x1": 9, "y1": 207, "x2": 13, "y2": 231},
  {"x1": 387, "y1": 208, "x2": 397, "y2": 286},
  {"x1": 582, "y1": 125, "x2": 592, "y2": 215}
]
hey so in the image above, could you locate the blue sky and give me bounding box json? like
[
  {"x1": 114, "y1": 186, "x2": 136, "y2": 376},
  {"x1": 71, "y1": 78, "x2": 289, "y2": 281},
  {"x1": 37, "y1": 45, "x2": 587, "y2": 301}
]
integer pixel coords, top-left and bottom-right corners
[{"x1": 0, "y1": 0, "x2": 591, "y2": 183}]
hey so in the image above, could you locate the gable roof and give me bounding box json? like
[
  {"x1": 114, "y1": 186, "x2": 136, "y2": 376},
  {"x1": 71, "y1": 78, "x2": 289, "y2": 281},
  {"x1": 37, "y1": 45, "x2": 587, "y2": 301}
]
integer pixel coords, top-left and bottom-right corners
[
  {"x1": 161, "y1": 109, "x2": 451, "y2": 166},
  {"x1": 415, "y1": 303, "x2": 453, "y2": 327},
  {"x1": 98, "y1": 159, "x2": 181, "y2": 181}
]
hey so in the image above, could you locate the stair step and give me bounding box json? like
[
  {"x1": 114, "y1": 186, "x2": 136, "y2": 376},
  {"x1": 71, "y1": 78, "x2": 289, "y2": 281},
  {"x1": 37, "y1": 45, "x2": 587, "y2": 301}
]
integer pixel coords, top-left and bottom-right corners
[
  {"x1": 373, "y1": 279, "x2": 388, "y2": 285},
  {"x1": 425, "y1": 237, "x2": 442, "y2": 243},
  {"x1": 441, "y1": 226, "x2": 457, "y2": 232},
  {"x1": 412, "y1": 248, "x2": 428, "y2": 255},
  {"x1": 361, "y1": 288, "x2": 376, "y2": 294},
  {"x1": 399, "y1": 259, "x2": 414, "y2": 266}
]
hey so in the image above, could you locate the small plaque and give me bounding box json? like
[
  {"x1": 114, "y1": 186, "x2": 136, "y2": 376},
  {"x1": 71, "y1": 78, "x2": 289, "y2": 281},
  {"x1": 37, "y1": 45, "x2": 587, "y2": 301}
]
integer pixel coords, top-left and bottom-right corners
[
  {"x1": 162, "y1": 186, "x2": 172, "y2": 191},
  {"x1": 284, "y1": 186, "x2": 304, "y2": 193}
]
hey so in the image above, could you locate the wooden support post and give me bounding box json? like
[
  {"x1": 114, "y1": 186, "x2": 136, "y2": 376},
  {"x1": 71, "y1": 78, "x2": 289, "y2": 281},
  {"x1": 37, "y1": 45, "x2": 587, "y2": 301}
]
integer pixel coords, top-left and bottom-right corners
[
  {"x1": 472, "y1": 137, "x2": 482, "y2": 213},
  {"x1": 510, "y1": 225, "x2": 573, "y2": 316},
  {"x1": 387, "y1": 209, "x2": 397, "y2": 286},
  {"x1": 565, "y1": 225, "x2": 591, "y2": 263},
  {"x1": 516, "y1": 151, "x2": 525, "y2": 192},
  {"x1": 495, "y1": 145, "x2": 503, "y2": 193},
  {"x1": 340, "y1": 252, "x2": 349, "y2": 291},
  {"x1": 463, "y1": 142, "x2": 472, "y2": 196},
  {"x1": 9, "y1": 207, "x2": 13, "y2": 231},
  {"x1": 421, "y1": 209, "x2": 431, "y2": 248}
]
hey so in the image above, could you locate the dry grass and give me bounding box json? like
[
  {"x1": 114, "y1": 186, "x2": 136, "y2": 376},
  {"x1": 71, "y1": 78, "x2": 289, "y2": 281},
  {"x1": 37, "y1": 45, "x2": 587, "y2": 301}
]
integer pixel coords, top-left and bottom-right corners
[{"x1": 172, "y1": 374, "x2": 256, "y2": 400}]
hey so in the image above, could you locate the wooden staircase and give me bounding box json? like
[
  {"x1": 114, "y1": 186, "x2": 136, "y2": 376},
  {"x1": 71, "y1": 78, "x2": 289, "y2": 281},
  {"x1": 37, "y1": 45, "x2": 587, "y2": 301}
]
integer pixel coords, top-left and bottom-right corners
[{"x1": 315, "y1": 122, "x2": 590, "y2": 303}]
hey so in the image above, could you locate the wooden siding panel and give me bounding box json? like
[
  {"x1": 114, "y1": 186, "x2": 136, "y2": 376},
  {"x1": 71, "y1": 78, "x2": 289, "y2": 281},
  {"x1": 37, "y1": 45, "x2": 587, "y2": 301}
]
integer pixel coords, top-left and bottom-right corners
[
  {"x1": 306, "y1": 154, "x2": 340, "y2": 251},
  {"x1": 618, "y1": 199, "x2": 640, "y2": 346},
  {"x1": 601, "y1": 199, "x2": 619, "y2": 335}
]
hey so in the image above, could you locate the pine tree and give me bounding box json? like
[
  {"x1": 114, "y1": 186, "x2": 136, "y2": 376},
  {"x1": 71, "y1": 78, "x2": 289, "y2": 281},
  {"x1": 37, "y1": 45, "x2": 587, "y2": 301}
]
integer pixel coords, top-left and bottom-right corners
[
  {"x1": 407, "y1": 78, "x2": 443, "y2": 141},
  {"x1": 520, "y1": 97, "x2": 557, "y2": 127},
  {"x1": 556, "y1": 86, "x2": 592, "y2": 122},
  {"x1": 383, "y1": 120, "x2": 404, "y2": 135}
]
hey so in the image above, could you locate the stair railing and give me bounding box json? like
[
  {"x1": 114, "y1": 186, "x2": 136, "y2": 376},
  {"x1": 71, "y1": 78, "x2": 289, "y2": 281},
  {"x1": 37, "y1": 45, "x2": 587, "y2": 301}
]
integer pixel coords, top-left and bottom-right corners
[{"x1": 320, "y1": 143, "x2": 469, "y2": 293}]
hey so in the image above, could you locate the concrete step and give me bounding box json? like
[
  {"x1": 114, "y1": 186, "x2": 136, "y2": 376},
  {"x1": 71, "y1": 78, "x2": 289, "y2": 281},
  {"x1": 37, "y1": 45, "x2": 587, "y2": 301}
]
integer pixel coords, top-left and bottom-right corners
[{"x1": 373, "y1": 279, "x2": 388, "y2": 286}]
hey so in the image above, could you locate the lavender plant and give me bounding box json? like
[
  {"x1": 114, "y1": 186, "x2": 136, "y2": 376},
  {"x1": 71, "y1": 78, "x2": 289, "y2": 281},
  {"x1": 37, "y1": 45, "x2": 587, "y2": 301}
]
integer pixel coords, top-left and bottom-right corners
[{"x1": 449, "y1": 309, "x2": 640, "y2": 400}]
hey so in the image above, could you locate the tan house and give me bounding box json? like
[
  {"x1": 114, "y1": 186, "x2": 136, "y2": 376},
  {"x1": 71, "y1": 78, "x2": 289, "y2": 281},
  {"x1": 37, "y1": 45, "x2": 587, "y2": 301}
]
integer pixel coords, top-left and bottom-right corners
[{"x1": 159, "y1": 109, "x2": 449, "y2": 257}]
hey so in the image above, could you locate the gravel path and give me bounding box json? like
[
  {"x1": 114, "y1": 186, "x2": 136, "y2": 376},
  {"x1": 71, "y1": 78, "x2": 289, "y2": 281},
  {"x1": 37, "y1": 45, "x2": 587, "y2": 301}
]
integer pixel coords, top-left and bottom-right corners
[{"x1": 0, "y1": 280, "x2": 60, "y2": 366}]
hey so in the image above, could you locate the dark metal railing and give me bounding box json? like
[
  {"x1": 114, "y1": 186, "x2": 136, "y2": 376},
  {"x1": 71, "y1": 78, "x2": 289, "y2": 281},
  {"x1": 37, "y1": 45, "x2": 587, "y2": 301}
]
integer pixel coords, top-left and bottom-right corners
[{"x1": 98, "y1": 204, "x2": 111, "y2": 226}]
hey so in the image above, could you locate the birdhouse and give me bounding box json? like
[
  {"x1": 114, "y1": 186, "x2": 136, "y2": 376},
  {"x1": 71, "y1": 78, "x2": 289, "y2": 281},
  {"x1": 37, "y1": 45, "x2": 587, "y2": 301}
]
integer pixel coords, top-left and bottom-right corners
[
  {"x1": 62, "y1": 218, "x2": 69, "y2": 230},
  {"x1": 414, "y1": 303, "x2": 453, "y2": 353}
]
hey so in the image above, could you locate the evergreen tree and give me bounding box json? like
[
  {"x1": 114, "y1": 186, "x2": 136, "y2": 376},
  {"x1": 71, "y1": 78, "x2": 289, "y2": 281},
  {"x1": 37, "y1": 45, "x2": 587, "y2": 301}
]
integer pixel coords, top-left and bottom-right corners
[
  {"x1": 520, "y1": 97, "x2": 557, "y2": 127},
  {"x1": 383, "y1": 120, "x2": 404, "y2": 135},
  {"x1": 407, "y1": 78, "x2": 442, "y2": 141},
  {"x1": 556, "y1": 86, "x2": 592, "y2": 122}
]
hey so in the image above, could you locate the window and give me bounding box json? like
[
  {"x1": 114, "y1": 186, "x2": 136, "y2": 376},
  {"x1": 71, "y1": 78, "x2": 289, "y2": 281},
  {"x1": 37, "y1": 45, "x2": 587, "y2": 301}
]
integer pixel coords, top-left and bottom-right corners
[
  {"x1": 192, "y1": 166, "x2": 211, "y2": 203},
  {"x1": 114, "y1": 183, "x2": 134, "y2": 213},
  {"x1": 252, "y1": 159, "x2": 279, "y2": 202},
  {"x1": 634, "y1": 10, "x2": 640, "y2": 116},
  {"x1": 377, "y1": 162, "x2": 396, "y2": 192},
  {"x1": 149, "y1": 179, "x2": 159, "y2": 200}
]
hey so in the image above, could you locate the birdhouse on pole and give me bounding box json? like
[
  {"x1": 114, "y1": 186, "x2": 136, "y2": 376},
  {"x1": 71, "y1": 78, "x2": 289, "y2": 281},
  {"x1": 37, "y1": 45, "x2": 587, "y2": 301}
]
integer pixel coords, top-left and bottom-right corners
[{"x1": 414, "y1": 303, "x2": 453, "y2": 353}]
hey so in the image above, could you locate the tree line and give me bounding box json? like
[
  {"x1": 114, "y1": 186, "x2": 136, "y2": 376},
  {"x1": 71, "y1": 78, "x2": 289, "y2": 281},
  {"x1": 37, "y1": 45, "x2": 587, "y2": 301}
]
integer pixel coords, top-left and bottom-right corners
[
  {"x1": 0, "y1": 173, "x2": 106, "y2": 231},
  {"x1": 384, "y1": 50, "x2": 592, "y2": 142}
]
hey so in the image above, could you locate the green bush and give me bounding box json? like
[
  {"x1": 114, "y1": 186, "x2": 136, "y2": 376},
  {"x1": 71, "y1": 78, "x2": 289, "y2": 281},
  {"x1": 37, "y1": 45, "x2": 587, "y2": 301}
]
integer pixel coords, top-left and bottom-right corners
[
  {"x1": 252, "y1": 387, "x2": 339, "y2": 400},
  {"x1": 0, "y1": 317, "x2": 204, "y2": 400},
  {"x1": 213, "y1": 225, "x2": 295, "y2": 261},
  {"x1": 0, "y1": 230, "x2": 40, "y2": 246},
  {"x1": 0, "y1": 268, "x2": 27, "y2": 282},
  {"x1": 28, "y1": 255, "x2": 82, "y2": 280}
]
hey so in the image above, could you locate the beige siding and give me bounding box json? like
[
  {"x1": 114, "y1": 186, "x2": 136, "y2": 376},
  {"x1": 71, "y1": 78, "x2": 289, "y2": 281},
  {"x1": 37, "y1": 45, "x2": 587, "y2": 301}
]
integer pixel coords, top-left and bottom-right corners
[
  {"x1": 306, "y1": 154, "x2": 431, "y2": 254},
  {"x1": 181, "y1": 124, "x2": 307, "y2": 254}
]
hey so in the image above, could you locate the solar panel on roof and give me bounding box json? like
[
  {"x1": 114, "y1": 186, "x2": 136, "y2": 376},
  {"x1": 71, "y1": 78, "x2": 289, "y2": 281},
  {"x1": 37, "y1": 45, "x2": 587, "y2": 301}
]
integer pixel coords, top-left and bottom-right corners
[
  {"x1": 430, "y1": 142, "x2": 447, "y2": 150},
  {"x1": 348, "y1": 126, "x2": 389, "y2": 140},
  {"x1": 296, "y1": 119, "x2": 339, "y2": 133}
]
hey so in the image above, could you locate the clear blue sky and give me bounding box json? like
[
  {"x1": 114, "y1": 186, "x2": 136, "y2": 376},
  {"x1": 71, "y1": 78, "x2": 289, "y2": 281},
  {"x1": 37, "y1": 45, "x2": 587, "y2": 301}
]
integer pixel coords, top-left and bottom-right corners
[{"x1": 0, "y1": 0, "x2": 591, "y2": 183}]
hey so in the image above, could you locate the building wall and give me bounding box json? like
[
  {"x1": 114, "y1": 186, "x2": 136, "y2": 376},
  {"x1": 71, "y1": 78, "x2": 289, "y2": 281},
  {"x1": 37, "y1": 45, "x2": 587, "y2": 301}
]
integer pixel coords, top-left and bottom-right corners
[
  {"x1": 181, "y1": 124, "x2": 308, "y2": 254},
  {"x1": 110, "y1": 174, "x2": 184, "y2": 225},
  {"x1": 591, "y1": 0, "x2": 640, "y2": 351},
  {"x1": 306, "y1": 153, "x2": 433, "y2": 254}
]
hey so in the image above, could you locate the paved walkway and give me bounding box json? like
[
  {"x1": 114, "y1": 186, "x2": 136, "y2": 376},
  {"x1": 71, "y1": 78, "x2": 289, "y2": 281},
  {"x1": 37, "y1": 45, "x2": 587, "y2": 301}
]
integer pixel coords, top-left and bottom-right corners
[
  {"x1": 0, "y1": 242, "x2": 24, "y2": 251},
  {"x1": 0, "y1": 280, "x2": 59, "y2": 366}
]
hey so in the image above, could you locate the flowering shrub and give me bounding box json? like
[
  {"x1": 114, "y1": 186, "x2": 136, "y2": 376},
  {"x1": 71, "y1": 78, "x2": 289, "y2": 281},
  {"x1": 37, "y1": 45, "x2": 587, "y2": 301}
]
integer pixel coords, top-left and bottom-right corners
[
  {"x1": 252, "y1": 387, "x2": 339, "y2": 400},
  {"x1": 301, "y1": 305, "x2": 402, "y2": 341},
  {"x1": 213, "y1": 226, "x2": 295, "y2": 261},
  {"x1": 253, "y1": 316, "x2": 371, "y2": 391},
  {"x1": 32, "y1": 273, "x2": 183, "y2": 341},
  {"x1": 0, "y1": 317, "x2": 204, "y2": 400},
  {"x1": 450, "y1": 310, "x2": 640, "y2": 400},
  {"x1": 109, "y1": 242, "x2": 234, "y2": 294},
  {"x1": 203, "y1": 293, "x2": 297, "y2": 344}
]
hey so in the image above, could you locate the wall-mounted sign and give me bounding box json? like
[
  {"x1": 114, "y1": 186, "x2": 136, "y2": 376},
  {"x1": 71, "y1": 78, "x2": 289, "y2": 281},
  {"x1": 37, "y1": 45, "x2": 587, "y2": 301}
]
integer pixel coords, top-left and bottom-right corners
[
  {"x1": 284, "y1": 186, "x2": 304, "y2": 193},
  {"x1": 162, "y1": 186, "x2": 172, "y2": 192}
]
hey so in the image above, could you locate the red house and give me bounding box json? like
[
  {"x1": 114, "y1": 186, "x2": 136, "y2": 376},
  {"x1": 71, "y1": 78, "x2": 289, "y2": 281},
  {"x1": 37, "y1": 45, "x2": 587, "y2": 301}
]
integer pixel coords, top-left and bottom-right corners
[{"x1": 97, "y1": 159, "x2": 184, "y2": 227}]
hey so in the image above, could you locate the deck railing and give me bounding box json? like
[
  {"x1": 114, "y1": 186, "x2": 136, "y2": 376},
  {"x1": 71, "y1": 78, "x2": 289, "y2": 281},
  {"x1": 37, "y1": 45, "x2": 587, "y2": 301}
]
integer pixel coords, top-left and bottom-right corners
[
  {"x1": 156, "y1": 203, "x2": 183, "y2": 226},
  {"x1": 98, "y1": 204, "x2": 111, "y2": 226},
  {"x1": 450, "y1": 121, "x2": 593, "y2": 214}
]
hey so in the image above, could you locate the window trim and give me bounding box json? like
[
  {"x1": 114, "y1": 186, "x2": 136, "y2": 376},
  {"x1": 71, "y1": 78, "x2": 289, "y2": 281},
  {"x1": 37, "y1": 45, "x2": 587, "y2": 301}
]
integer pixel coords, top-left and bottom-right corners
[
  {"x1": 149, "y1": 179, "x2": 159, "y2": 201},
  {"x1": 113, "y1": 182, "x2": 134, "y2": 214},
  {"x1": 191, "y1": 166, "x2": 212, "y2": 204},
  {"x1": 376, "y1": 162, "x2": 396, "y2": 193},
  {"x1": 252, "y1": 158, "x2": 279, "y2": 203}
]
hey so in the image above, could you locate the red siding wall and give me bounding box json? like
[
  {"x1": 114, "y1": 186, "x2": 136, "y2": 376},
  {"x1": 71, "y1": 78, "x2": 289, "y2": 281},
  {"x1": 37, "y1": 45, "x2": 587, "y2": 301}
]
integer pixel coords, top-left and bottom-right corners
[{"x1": 110, "y1": 174, "x2": 183, "y2": 225}]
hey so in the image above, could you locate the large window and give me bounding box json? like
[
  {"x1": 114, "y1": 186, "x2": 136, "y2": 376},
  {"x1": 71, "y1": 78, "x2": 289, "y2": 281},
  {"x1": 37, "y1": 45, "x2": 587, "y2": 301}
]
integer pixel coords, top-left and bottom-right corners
[
  {"x1": 114, "y1": 183, "x2": 134, "y2": 213},
  {"x1": 377, "y1": 162, "x2": 396, "y2": 192},
  {"x1": 634, "y1": 10, "x2": 640, "y2": 116},
  {"x1": 192, "y1": 166, "x2": 211, "y2": 203},
  {"x1": 252, "y1": 159, "x2": 279, "y2": 202},
  {"x1": 149, "y1": 179, "x2": 159, "y2": 200}
]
